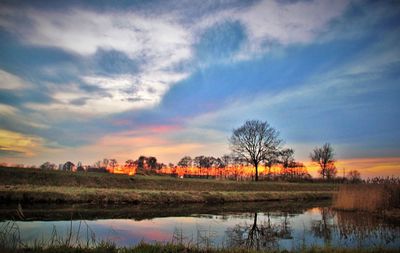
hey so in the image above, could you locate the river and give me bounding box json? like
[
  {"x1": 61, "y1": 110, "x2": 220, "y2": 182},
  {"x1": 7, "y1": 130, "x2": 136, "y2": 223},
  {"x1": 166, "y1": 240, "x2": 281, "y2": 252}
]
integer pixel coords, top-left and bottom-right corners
[{"x1": 0, "y1": 201, "x2": 399, "y2": 250}]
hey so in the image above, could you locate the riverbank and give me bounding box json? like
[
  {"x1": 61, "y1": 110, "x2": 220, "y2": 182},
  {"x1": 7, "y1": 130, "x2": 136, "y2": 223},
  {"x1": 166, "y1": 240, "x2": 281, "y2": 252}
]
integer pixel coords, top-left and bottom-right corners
[
  {"x1": 0, "y1": 167, "x2": 337, "y2": 204},
  {"x1": 0, "y1": 167, "x2": 336, "y2": 191},
  {"x1": 0, "y1": 184, "x2": 332, "y2": 204},
  {"x1": 2, "y1": 242, "x2": 399, "y2": 253},
  {"x1": 0, "y1": 166, "x2": 335, "y2": 204}
]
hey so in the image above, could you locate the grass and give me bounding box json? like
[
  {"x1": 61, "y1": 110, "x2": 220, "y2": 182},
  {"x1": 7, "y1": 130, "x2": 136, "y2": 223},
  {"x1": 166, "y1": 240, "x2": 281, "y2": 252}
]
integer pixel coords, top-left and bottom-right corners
[
  {"x1": 0, "y1": 184, "x2": 333, "y2": 205},
  {"x1": 0, "y1": 166, "x2": 336, "y2": 204},
  {"x1": 0, "y1": 166, "x2": 336, "y2": 192},
  {"x1": 2, "y1": 242, "x2": 399, "y2": 253},
  {"x1": 333, "y1": 184, "x2": 400, "y2": 212}
]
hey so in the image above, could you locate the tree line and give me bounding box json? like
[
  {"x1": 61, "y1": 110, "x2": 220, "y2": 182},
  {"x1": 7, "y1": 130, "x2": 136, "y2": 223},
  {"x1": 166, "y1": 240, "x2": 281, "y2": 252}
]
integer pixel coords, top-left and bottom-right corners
[{"x1": 33, "y1": 119, "x2": 365, "y2": 182}]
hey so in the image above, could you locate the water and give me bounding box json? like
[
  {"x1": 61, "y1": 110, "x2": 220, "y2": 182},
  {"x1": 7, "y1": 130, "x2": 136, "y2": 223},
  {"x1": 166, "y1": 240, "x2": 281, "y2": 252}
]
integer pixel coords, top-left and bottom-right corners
[{"x1": 1, "y1": 202, "x2": 399, "y2": 250}]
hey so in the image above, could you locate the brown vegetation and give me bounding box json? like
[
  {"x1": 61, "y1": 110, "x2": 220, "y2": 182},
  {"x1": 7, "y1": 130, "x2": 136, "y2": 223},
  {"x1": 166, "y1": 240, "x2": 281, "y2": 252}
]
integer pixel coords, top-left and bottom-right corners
[
  {"x1": 333, "y1": 184, "x2": 400, "y2": 212},
  {"x1": 0, "y1": 166, "x2": 336, "y2": 192}
]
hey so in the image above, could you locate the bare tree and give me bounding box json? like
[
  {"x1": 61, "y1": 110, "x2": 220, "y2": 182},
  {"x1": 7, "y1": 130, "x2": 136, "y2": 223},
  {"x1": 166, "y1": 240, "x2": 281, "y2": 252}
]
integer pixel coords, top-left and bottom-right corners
[
  {"x1": 109, "y1": 159, "x2": 118, "y2": 173},
  {"x1": 280, "y1": 148, "x2": 295, "y2": 168},
  {"x1": 229, "y1": 120, "x2": 282, "y2": 181},
  {"x1": 310, "y1": 143, "x2": 335, "y2": 180},
  {"x1": 264, "y1": 150, "x2": 280, "y2": 178},
  {"x1": 347, "y1": 170, "x2": 361, "y2": 183}
]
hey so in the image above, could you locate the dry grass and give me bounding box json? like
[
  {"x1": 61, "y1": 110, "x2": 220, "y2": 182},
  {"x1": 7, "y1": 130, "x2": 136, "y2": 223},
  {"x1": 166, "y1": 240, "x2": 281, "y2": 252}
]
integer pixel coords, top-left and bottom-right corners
[
  {"x1": 0, "y1": 185, "x2": 333, "y2": 205},
  {"x1": 0, "y1": 166, "x2": 336, "y2": 192},
  {"x1": 333, "y1": 184, "x2": 400, "y2": 212}
]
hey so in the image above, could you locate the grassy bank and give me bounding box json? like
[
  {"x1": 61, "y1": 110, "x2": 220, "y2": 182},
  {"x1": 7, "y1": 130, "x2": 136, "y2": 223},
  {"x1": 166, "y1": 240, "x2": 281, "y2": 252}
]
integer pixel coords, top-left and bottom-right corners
[
  {"x1": 0, "y1": 185, "x2": 332, "y2": 204},
  {"x1": 0, "y1": 167, "x2": 336, "y2": 192},
  {"x1": 0, "y1": 166, "x2": 336, "y2": 204},
  {"x1": 2, "y1": 242, "x2": 399, "y2": 253}
]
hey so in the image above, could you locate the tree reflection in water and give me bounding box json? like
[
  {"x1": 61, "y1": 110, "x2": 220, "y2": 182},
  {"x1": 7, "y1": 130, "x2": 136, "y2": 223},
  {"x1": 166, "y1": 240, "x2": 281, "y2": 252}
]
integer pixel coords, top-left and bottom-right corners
[
  {"x1": 311, "y1": 208, "x2": 335, "y2": 244},
  {"x1": 335, "y1": 209, "x2": 400, "y2": 246},
  {"x1": 311, "y1": 207, "x2": 400, "y2": 247},
  {"x1": 225, "y1": 212, "x2": 292, "y2": 250},
  {"x1": 226, "y1": 209, "x2": 400, "y2": 250}
]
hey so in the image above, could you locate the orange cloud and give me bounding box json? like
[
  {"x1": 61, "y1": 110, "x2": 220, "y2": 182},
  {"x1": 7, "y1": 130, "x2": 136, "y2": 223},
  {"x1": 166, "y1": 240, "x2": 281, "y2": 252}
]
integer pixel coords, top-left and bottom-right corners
[{"x1": 0, "y1": 129, "x2": 44, "y2": 157}]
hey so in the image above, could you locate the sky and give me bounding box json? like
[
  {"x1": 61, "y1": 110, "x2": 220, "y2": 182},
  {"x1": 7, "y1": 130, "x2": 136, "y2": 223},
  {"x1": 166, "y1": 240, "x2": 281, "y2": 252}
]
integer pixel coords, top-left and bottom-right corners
[{"x1": 0, "y1": 0, "x2": 399, "y2": 177}]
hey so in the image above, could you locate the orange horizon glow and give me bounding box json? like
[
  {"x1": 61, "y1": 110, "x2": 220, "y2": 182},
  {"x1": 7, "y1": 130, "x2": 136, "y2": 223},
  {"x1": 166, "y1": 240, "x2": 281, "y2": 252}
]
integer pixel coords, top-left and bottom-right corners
[{"x1": 98, "y1": 157, "x2": 399, "y2": 179}]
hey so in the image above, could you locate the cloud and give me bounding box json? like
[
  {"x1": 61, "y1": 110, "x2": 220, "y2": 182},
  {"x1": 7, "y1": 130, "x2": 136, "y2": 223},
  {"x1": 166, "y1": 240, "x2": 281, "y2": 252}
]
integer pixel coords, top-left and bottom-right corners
[
  {"x1": 0, "y1": 1, "x2": 350, "y2": 116},
  {"x1": 0, "y1": 69, "x2": 28, "y2": 90},
  {"x1": 0, "y1": 7, "x2": 192, "y2": 115},
  {"x1": 0, "y1": 129, "x2": 45, "y2": 156},
  {"x1": 194, "y1": 0, "x2": 349, "y2": 60}
]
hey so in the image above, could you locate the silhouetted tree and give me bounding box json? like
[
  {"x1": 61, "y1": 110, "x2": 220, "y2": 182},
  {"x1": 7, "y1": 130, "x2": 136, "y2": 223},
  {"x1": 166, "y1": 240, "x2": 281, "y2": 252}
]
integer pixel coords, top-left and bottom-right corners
[
  {"x1": 178, "y1": 156, "x2": 192, "y2": 167},
  {"x1": 62, "y1": 161, "x2": 75, "y2": 171},
  {"x1": 326, "y1": 163, "x2": 337, "y2": 180},
  {"x1": 280, "y1": 148, "x2": 295, "y2": 169},
  {"x1": 229, "y1": 120, "x2": 282, "y2": 181},
  {"x1": 137, "y1": 156, "x2": 147, "y2": 170},
  {"x1": 125, "y1": 159, "x2": 135, "y2": 174},
  {"x1": 264, "y1": 150, "x2": 280, "y2": 178},
  {"x1": 194, "y1": 156, "x2": 213, "y2": 177},
  {"x1": 40, "y1": 161, "x2": 56, "y2": 170},
  {"x1": 310, "y1": 143, "x2": 336, "y2": 180},
  {"x1": 109, "y1": 159, "x2": 118, "y2": 173},
  {"x1": 147, "y1": 156, "x2": 158, "y2": 170},
  {"x1": 347, "y1": 170, "x2": 361, "y2": 183}
]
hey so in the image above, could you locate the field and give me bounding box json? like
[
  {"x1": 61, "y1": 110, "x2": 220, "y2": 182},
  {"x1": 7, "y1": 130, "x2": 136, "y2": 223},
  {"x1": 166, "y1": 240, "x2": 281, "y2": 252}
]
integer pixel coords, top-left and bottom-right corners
[{"x1": 0, "y1": 167, "x2": 336, "y2": 204}]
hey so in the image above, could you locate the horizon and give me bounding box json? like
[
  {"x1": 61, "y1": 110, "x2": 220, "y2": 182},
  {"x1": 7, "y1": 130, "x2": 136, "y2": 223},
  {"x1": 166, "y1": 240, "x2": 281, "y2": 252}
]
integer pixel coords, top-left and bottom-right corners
[{"x1": 0, "y1": 0, "x2": 399, "y2": 178}]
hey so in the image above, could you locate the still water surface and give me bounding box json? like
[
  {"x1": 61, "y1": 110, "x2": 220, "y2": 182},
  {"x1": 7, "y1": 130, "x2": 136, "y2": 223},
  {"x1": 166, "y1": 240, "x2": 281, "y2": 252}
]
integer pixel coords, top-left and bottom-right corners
[{"x1": 1, "y1": 203, "x2": 399, "y2": 250}]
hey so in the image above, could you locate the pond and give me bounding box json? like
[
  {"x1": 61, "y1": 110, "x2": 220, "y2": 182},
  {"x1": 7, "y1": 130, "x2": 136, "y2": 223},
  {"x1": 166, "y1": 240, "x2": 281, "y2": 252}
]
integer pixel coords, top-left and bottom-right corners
[{"x1": 0, "y1": 201, "x2": 399, "y2": 251}]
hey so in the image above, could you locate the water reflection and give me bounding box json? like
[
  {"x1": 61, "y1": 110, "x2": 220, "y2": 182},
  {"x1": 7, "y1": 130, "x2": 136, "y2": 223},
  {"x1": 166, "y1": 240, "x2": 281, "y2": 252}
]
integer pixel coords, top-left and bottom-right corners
[
  {"x1": 226, "y1": 212, "x2": 293, "y2": 250},
  {"x1": 0, "y1": 204, "x2": 399, "y2": 250},
  {"x1": 311, "y1": 208, "x2": 335, "y2": 244}
]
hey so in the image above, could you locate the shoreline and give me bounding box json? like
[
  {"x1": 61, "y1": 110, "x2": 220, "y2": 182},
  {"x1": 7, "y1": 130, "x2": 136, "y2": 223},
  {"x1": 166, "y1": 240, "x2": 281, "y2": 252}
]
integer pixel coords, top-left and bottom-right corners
[{"x1": 0, "y1": 185, "x2": 333, "y2": 204}]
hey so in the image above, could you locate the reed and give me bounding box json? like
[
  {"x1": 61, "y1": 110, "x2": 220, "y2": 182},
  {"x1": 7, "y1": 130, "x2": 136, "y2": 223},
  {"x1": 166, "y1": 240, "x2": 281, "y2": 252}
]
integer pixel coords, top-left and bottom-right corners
[{"x1": 333, "y1": 184, "x2": 400, "y2": 212}]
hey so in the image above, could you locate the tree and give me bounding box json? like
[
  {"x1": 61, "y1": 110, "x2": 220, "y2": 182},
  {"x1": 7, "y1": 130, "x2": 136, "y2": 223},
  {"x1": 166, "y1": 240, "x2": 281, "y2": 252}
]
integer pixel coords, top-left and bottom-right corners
[
  {"x1": 280, "y1": 148, "x2": 295, "y2": 169},
  {"x1": 40, "y1": 162, "x2": 56, "y2": 170},
  {"x1": 310, "y1": 143, "x2": 335, "y2": 180},
  {"x1": 264, "y1": 150, "x2": 280, "y2": 178},
  {"x1": 62, "y1": 161, "x2": 75, "y2": 171},
  {"x1": 147, "y1": 156, "x2": 158, "y2": 170},
  {"x1": 137, "y1": 156, "x2": 147, "y2": 170},
  {"x1": 125, "y1": 159, "x2": 135, "y2": 168},
  {"x1": 178, "y1": 156, "x2": 192, "y2": 168},
  {"x1": 109, "y1": 159, "x2": 118, "y2": 173},
  {"x1": 229, "y1": 120, "x2": 282, "y2": 181},
  {"x1": 194, "y1": 156, "x2": 211, "y2": 177},
  {"x1": 347, "y1": 170, "x2": 361, "y2": 183},
  {"x1": 325, "y1": 163, "x2": 337, "y2": 180}
]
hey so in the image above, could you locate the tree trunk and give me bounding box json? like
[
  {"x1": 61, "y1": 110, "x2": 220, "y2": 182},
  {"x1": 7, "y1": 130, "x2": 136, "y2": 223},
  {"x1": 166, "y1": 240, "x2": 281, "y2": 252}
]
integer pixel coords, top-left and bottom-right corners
[{"x1": 255, "y1": 163, "x2": 259, "y2": 181}]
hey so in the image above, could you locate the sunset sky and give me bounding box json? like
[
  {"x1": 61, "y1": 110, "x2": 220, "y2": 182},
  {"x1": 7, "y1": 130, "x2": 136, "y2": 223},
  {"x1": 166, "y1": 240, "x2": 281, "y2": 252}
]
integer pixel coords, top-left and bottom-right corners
[{"x1": 0, "y1": 0, "x2": 399, "y2": 177}]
